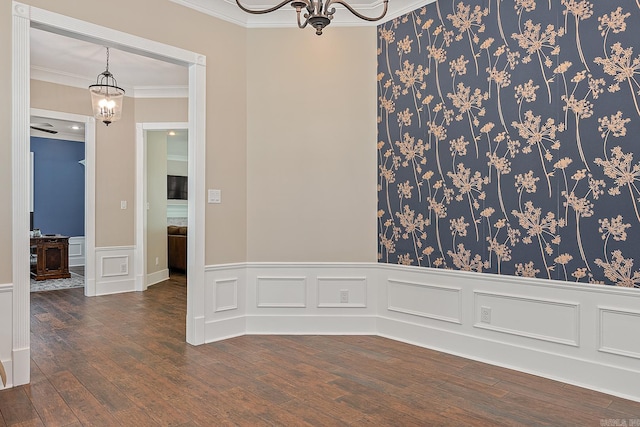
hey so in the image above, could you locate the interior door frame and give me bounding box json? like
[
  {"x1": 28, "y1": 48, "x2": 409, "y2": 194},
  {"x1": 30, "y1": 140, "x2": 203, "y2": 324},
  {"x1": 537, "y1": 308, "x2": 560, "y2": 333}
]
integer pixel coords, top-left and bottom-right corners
[
  {"x1": 11, "y1": 1, "x2": 207, "y2": 387},
  {"x1": 135, "y1": 122, "x2": 189, "y2": 291}
]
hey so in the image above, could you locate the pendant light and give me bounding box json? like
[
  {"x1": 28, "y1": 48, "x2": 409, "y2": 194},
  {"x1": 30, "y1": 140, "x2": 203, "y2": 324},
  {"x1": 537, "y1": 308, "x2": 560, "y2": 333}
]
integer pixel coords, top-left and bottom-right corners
[{"x1": 89, "y1": 47, "x2": 125, "y2": 126}]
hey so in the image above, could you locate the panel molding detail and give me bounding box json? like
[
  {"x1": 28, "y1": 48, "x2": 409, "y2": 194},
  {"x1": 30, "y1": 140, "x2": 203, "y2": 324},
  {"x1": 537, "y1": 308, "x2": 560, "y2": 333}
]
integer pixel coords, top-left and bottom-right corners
[
  {"x1": 214, "y1": 278, "x2": 238, "y2": 312},
  {"x1": 473, "y1": 292, "x2": 580, "y2": 347},
  {"x1": 317, "y1": 276, "x2": 367, "y2": 308},
  {"x1": 387, "y1": 279, "x2": 462, "y2": 324},
  {"x1": 599, "y1": 307, "x2": 640, "y2": 360},
  {"x1": 256, "y1": 276, "x2": 307, "y2": 308},
  {"x1": 68, "y1": 236, "x2": 85, "y2": 267},
  {"x1": 95, "y1": 246, "x2": 135, "y2": 295},
  {"x1": 101, "y1": 255, "x2": 130, "y2": 277}
]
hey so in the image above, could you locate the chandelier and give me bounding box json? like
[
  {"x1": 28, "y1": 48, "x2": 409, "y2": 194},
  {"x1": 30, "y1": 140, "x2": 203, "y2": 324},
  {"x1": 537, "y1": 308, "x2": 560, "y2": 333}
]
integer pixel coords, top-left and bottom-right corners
[
  {"x1": 235, "y1": 0, "x2": 389, "y2": 36},
  {"x1": 89, "y1": 47, "x2": 125, "y2": 126}
]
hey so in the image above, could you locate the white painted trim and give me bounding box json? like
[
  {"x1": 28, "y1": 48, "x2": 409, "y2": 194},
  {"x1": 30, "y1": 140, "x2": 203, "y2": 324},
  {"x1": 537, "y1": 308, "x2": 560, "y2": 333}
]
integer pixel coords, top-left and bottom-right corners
[
  {"x1": 12, "y1": 2, "x2": 32, "y2": 387},
  {"x1": 316, "y1": 276, "x2": 368, "y2": 308},
  {"x1": 473, "y1": 291, "x2": 581, "y2": 347},
  {"x1": 67, "y1": 236, "x2": 85, "y2": 267},
  {"x1": 386, "y1": 278, "x2": 462, "y2": 324},
  {"x1": 598, "y1": 306, "x2": 640, "y2": 360},
  {"x1": 186, "y1": 61, "x2": 207, "y2": 346},
  {"x1": 147, "y1": 269, "x2": 170, "y2": 287},
  {"x1": 135, "y1": 124, "x2": 146, "y2": 292}
]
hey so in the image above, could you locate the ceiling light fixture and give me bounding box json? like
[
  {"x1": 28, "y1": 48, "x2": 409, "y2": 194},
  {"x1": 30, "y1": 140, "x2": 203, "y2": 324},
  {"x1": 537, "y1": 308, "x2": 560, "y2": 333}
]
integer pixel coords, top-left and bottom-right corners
[
  {"x1": 235, "y1": 0, "x2": 389, "y2": 36},
  {"x1": 89, "y1": 47, "x2": 125, "y2": 126}
]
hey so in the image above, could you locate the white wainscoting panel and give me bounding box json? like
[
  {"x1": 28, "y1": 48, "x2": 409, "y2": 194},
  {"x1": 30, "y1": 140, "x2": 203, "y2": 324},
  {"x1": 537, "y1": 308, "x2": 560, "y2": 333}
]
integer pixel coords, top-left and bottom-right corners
[
  {"x1": 215, "y1": 278, "x2": 238, "y2": 312},
  {"x1": 67, "y1": 236, "x2": 85, "y2": 267},
  {"x1": 0, "y1": 284, "x2": 12, "y2": 388},
  {"x1": 474, "y1": 292, "x2": 580, "y2": 346},
  {"x1": 387, "y1": 278, "x2": 462, "y2": 324},
  {"x1": 317, "y1": 276, "x2": 367, "y2": 308},
  {"x1": 204, "y1": 264, "x2": 247, "y2": 343},
  {"x1": 377, "y1": 264, "x2": 640, "y2": 402},
  {"x1": 599, "y1": 307, "x2": 640, "y2": 359},
  {"x1": 95, "y1": 246, "x2": 135, "y2": 295},
  {"x1": 256, "y1": 276, "x2": 307, "y2": 308}
]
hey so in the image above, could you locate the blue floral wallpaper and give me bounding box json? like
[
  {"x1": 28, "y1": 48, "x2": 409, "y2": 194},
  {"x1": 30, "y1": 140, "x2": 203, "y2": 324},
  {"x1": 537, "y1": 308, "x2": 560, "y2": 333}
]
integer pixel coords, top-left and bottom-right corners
[{"x1": 377, "y1": 0, "x2": 640, "y2": 287}]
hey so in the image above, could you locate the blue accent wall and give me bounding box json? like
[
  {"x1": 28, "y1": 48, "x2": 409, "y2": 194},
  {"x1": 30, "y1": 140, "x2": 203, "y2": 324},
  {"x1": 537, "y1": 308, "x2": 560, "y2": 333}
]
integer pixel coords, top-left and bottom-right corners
[{"x1": 31, "y1": 137, "x2": 85, "y2": 237}]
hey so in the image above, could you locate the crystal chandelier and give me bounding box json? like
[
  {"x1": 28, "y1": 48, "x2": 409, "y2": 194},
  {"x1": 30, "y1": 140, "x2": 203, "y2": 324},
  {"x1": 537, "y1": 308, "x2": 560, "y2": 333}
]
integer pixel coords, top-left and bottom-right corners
[
  {"x1": 235, "y1": 0, "x2": 389, "y2": 36},
  {"x1": 89, "y1": 47, "x2": 125, "y2": 126}
]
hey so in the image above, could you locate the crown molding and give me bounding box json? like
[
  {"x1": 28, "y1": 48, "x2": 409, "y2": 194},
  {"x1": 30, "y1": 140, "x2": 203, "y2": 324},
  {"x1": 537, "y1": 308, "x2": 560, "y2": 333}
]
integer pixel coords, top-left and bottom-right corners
[
  {"x1": 31, "y1": 66, "x2": 187, "y2": 99},
  {"x1": 170, "y1": 0, "x2": 432, "y2": 28}
]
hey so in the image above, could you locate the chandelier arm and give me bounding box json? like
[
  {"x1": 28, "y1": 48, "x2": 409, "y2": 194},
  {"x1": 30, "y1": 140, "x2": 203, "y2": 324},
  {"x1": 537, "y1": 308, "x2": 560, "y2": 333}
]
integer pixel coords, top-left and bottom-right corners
[
  {"x1": 235, "y1": 0, "x2": 305, "y2": 14},
  {"x1": 326, "y1": 0, "x2": 388, "y2": 21},
  {"x1": 296, "y1": 9, "x2": 310, "y2": 28}
]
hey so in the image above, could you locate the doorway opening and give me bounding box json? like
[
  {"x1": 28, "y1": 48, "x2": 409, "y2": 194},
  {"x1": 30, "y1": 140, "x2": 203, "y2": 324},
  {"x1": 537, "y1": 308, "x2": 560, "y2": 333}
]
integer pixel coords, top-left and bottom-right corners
[
  {"x1": 29, "y1": 109, "x2": 96, "y2": 295},
  {"x1": 12, "y1": 3, "x2": 207, "y2": 387},
  {"x1": 135, "y1": 124, "x2": 189, "y2": 291}
]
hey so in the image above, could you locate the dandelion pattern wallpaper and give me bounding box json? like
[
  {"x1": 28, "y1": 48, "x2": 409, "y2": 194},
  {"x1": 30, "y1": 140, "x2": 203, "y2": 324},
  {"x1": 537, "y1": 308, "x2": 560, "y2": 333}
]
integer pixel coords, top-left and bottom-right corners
[{"x1": 377, "y1": 0, "x2": 640, "y2": 288}]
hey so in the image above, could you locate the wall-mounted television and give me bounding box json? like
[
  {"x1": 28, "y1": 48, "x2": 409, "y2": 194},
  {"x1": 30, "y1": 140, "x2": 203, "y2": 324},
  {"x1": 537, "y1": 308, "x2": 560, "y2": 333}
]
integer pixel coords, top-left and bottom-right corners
[{"x1": 167, "y1": 175, "x2": 188, "y2": 200}]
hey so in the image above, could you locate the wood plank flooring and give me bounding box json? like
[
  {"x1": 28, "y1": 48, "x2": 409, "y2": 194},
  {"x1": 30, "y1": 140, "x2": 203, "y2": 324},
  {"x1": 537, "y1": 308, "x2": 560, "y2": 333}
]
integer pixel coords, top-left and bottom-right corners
[{"x1": 1, "y1": 273, "x2": 639, "y2": 426}]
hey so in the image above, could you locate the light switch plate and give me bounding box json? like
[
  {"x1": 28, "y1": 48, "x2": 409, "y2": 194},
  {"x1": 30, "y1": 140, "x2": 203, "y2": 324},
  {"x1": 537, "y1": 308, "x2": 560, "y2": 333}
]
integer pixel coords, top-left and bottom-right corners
[{"x1": 208, "y1": 189, "x2": 221, "y2": 204}]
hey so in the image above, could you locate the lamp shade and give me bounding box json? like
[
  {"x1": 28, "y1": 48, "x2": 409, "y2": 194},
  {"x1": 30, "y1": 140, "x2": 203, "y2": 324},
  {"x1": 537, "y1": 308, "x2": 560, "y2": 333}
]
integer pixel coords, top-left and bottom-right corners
[{"x1": 89, "y1": 81, "x2": 124, "y2": 126}]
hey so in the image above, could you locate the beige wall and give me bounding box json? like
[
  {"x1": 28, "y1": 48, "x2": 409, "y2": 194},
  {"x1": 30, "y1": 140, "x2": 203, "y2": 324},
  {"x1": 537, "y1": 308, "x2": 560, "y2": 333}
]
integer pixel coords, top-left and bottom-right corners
[
  {"x1": 134, "y1": 98, "x2": 188, "y2": 123},
  {"x1": 146, "y1": 131, "x2": 168, "y2": 274},
  {"x1": 30, "y1": 80, "x2": 136, "y2": 247},
  {"x1": 246, "y1": 26, "x2": 378, "y2": 262}
]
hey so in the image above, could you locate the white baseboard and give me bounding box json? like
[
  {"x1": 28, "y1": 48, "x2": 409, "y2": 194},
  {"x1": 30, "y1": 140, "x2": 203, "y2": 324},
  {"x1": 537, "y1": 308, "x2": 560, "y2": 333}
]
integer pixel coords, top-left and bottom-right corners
[
  {"x1": 245, "y1": 314, "x2": 378, "y2": 335},
  {"x1": 11, "y1": 347, "x2": 30, "y2": 387},
  {"x1": 146, "y1": 269, "x2": 169, "y2": 287}
]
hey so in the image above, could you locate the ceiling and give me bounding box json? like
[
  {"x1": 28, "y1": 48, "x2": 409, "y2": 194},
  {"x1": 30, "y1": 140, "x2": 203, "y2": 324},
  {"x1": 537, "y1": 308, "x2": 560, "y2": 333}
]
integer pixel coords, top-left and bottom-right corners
[{"x1": 30, "y1": 28, "x2": 189, "y2": 97}]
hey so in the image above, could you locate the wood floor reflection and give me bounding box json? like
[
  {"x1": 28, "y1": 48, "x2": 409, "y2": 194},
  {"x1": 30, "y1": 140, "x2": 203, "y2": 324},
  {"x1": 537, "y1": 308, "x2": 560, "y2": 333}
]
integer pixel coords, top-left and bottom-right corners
[{"x1": 1, "y1": 274, "x2": 639, "y2": 425}]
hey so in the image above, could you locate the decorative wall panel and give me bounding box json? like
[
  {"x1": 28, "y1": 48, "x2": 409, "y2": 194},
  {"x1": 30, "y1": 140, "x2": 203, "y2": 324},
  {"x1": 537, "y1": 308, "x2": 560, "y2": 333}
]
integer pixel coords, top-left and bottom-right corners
[
  {"x1": 599, "y1": 307, "x2": 640, "y2": 358},
  {"x1": 378, "y1": 0, "x2": 640, "y2": 288},
  {"x1": 387, "y1": 278, "x2": 462, "y2": 323}
]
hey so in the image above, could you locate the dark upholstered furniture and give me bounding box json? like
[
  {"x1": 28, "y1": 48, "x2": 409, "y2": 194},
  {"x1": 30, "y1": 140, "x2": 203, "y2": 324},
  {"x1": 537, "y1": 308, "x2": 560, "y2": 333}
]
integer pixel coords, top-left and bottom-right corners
[{"x1": 168, "y1": 226, "x2": 187, "y2": 272}]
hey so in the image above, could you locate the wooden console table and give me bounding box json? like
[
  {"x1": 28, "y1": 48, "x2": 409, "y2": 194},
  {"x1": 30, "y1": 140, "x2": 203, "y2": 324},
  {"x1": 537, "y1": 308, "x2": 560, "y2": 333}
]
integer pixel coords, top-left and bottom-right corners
[{"x1": 30, "y1": 235, "x2": 71, "y2": 281}]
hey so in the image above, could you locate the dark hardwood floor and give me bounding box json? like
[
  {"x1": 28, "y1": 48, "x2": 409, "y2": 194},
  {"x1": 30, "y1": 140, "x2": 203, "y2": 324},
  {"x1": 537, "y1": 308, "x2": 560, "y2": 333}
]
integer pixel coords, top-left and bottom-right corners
[{"x1": 2, "y1": 273, "x2": 639, "y2": 426}]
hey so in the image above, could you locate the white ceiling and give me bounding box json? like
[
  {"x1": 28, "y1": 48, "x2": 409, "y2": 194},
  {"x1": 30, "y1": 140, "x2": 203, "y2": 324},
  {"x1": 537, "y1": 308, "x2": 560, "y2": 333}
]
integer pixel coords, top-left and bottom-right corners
[{"x1": 30, "y1": 28, "x2": 189, "y2": 98}]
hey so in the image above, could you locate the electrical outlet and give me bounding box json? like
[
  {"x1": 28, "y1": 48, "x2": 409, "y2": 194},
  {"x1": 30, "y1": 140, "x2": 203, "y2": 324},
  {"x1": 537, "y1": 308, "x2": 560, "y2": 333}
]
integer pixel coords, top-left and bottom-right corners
[
  {"x1": 340, "y1": 289, "x2": 349, "y2": 304},
  {"x1": 120, "y1": 263, "x2": 127, "y2": 273},
  {"x1": 155, "y1": 257, "x2": 159, "y2": 266},
  {"x1": 480, "y1": 306, "x2": 491, "y2": 323}
]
